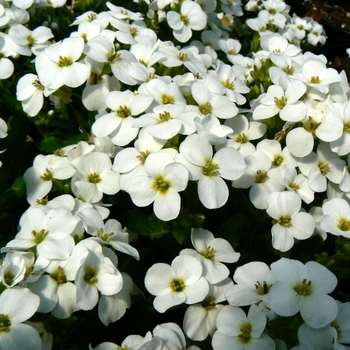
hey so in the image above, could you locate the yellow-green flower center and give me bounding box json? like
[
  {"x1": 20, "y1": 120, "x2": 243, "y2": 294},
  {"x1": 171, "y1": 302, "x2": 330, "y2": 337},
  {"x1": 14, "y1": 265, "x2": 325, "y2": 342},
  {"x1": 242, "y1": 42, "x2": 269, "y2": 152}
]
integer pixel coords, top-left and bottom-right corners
[
  {"x1": 294, "y1": 278, "x2": 312, "y2": 296},
  {"x1": 50, "y1": 266, "x2": 67, "y2": 284},
  {"x1": 272, "y1": 155, "x2": 284, "y2": 167},
  {"x1": 310, "y1": 76, "x2": 321, "y2": 84},
  {"x1": 84, "y1": 266, "x2": 97, "y2": 284},
  {"x1": 40, "y1": 168, "x2": 53, "y2": 181},
  {"x1": 318, "y1": 161, "x2": 330, "y2": 176},
  {"x1": 117, "y1": 105, "x2": 131, "y2": 118},
  {"x1": 274, "y1": 96, "x2": 287, "y2": 110},
  {"x1": 199, "y1": 102, "x2": 212, "y2": 115},
  {"x1": 222, "y1": 79, "x2": 234, "y2": 90},
  {"x1": 202, "y1": 160, "x2": 219, "y2": 177},
  {"x1": 153, "y1": 176, "x2": 171, "y2": 193},
  {"x1": 236, "y1": 133, "x2": 249, "y2": 144},
  {"x1": 289, "y1": 182, "x2": 300, "y2": 192},
  {"x1": 58, "y1": 56, "x2": 73, "y2": 67},
  {"x1": 170, "y1": 278, "x2": 185, "y2": 293},
  {"x1": 0, "y1": 314, "x2": 11, "y2": 333},
  {"x1": 180, "y1": 14, "x2": 189, "y2": 26},
  {"x1": 159, "y1": 111, "x2": 172, "y2": 122},
  {"x1": 278, "y1": 215, "x2": 292, "y2": 227},
  {"x1": 337, "y1": 217, "x2": 350, "y2": 231},
  {"x1": 255, "y1": 170, "x2": 268, "y2": 183},
  {"x1": 238, "y1": 323, "x2": 253, "y2": 344},
  {"x1": 199, "y1": 246, "x2": 215, "y2": 261},
  {"x1": 201, "y1": 295, "x2": 216, "y2": 310},
  {"x1": 32, "y1": 229, "x2": 48, "y2": 244},
  {"x1": 255, "y1": 281, "x2": 272, "y2": 295},
  {"x1": 97, "y1": 227, "x2": 114, "y2": 242},
  {"x1": 88, "y1": 172, "x2": 101, "y2": 184},
  {"x1": 161, "y1": 94, "x2": 175, "y2": 104}
]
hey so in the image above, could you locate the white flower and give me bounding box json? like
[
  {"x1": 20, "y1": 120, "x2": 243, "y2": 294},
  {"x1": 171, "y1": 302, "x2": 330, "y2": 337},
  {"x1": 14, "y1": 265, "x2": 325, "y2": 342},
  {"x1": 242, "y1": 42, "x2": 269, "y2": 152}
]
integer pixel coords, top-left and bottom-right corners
[
  {"x1": 252, "y1": 80, "x2": 307, "y2": 122},
  {"x1": 6, "y1": 207, "x2": 77, "y2": 260},
  {"x1": 225, "y1": 261, "x2": 276, "y2": 306},
  {"x1": 179, "y1": 134, "x2": 246, "y2": 209},
  {"x1": 232, "y1": 150, "x2": 284, "y2": 210},
  {"x1": 291, "y1": 323, "x2": 334, "y2": 350},
  {"x1": 320, "y1": 197, "x2": 350, "y2": 238},
  {"x1": 144, "y1": 255, "x2": 209, "y2": 313},
  {"x1": 167, "y1": 1, "x2": 207, "y2": 42},
  {"x1": 180, "y1": 227, "x2": 240, "y2": 284},
  {"x1": 212, "y1": 304, "x2": 275, "y2": 350},
  {"x1": 91, "y1": 90, "x2": 153, "y2": 146},
  {"x1": 35, "y1": 37, "x2": 89, "y2": 90},
  {"x1": 184, "y1": 278, "x2": 233, "y2": 341},
  {"x1": 24, "y1": 154, "x2": 75, "y2": 204},
  {"x1": 127, "y1": 152, "x2": 188, "y2": 221},
  {"x1": 269, "y1": 258, "x2": 338, "y2": 328},
  {"x1": 77, "y1": 207, "x2": 139, "y2": 260},
  {"x1": 266, "y1": 191, "x2": 315, "y2": 252},
  {"x1": 0, "y1": 288, "x2": 41, "y2": 350},
  {"x1": 298, "y1": 142, "x2": 345, "y2": 193},
  {"x1": 28, "y1": 258, "x2": 80, "y2": 319},
  {"x1": 71, "y1": 151, "x2": 120, "y2": 203},
  {"x1": 75, "y1": 240, "x2": 123, "y2": 311},
  {"x1": 132, "y1": 103, "x2": 196, "y2": 140}
]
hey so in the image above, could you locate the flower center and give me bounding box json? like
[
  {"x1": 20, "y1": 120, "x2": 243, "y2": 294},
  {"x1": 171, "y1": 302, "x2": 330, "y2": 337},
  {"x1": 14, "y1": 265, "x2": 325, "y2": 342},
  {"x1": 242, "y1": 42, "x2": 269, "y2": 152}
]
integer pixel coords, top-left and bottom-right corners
[
  {"x1": 40, "y1": 168, "x2": 53, "y2": 181},
  {"x1": 161, "y1": 94, "x2": 175, "y2": 104},
  {"x1": 272, "y1": 155, "x2": 284, "y2": 167},
  {"x1": 255, "y1": 281, "x2": 272, "y2": 295},
  {"x1": 337, "y1": 217, "x2": 350, "y2": 231},
  {"x1": 0, "y1": 314, "x2": 11, "y2": 333},
  {"x1": 170, "y1": 278, "x2": 185, "y2": 293},
  {"x1": 303, "y1": 116, "x2": 320, "y2": 133},
  {"x1": 180, "y1": 14, "x2": 189, "y2": 26},
  {"x1": 3, "y1": 272, "x2": 14, "y2": 286},
  {"x1": 274, "y1": 96, "x2": 287, "y2": 110},
  {"x1": 32, "y1": 229, "x2": 48, "y2": 244},
  {"x1": 117, "y1": 105, "x2": 131, "y2": 118},
  {"x1": 343, "y1": 122, "x2": 350, "y2": 133},
  {"x1": 294, "y1": 278, "x2": 312, "y2": 296},
  {"x1": 178, "y1": 52, "x2": 189, "y2": 61},
  {"x1": 331, "y1": 320, "x2": 342, "y2": 339},
  {"x1": 238, "y1": 323, "x2": 253, "y2": 344},
  {"x1": 27, "y1": 35, "x2": 35, "y2": 47},
  {"x1": 255, "y1": 170, "x2": 268, "y2": 183},
  {"x1": 236, "y1": 133, "x2": 249, "y2": 144},
  {"x1": 130, "y1": 26, "x2": 138, "y2": 37},
  {"x1": 136, "y1": 150, "x2": 150, "y2": 164},
  {"x1": 84, "y1": 266, "x2": 97, "y2": 284},
  {"x1": 50, "y1": 266, "x2": 67, "y2": 284},
  {"x1": 87, "y1": 172, "x2": 101, "y2": 184},
  {"x1": 222, "y1": 79, "x2": 234, "y2": 90},
  {"x1": 97, "y1": 227, "x2": 114, "y2": 242},
  {"x1": 318, "y1": 161, "x2": 330, "y2": 176},
  {"x1": 199, "y1": 102, "x2": 212, "y2": 115},
  {"x1": 201, "y1": 295, "x2": 216, "y2": 310},
  {"x1": 153, "y1": 175, "x2": 171, "y2": 193},
  {"x1": 58, "y1": 56, "x2": 73, "y2": 67},
  {"x1": 32, "y1": 78, "x2": 44, "y2": 91},
  {"x1": 289, "y1": 182, "x2": 300, "y2": 192},
  {"x1": 310, "y1": 76, "x2": 321, "y2": 84},
  {"x1": 283, "y1": 65, "x2": 294, "y2": 75},
  {"x1": 199, "y1": 246, "x2": 215, "y2": 261},
  {"x1": 202, "y1": 160, "x2": 219, "y2": 177},
  {"x1": 278, "y1": 215, "x2": 292, "y2": 227},
  {"x1": 159, "y1": 111, "x2": 172, "y2": 122}
]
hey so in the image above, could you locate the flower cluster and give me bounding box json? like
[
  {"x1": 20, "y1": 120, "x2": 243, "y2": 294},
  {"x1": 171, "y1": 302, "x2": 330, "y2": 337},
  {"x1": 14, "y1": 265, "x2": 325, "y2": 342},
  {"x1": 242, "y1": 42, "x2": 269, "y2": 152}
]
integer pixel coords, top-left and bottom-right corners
[{"x1": 1, "y1": 0, "x2": 350, "y2": 349}]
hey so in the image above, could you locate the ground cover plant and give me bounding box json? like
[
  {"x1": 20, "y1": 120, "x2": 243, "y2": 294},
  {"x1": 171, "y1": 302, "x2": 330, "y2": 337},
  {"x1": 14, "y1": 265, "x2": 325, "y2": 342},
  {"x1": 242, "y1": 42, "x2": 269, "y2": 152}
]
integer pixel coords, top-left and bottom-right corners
[{"x1": 1, "y1": 0, "x2": 350, "y2": 349}]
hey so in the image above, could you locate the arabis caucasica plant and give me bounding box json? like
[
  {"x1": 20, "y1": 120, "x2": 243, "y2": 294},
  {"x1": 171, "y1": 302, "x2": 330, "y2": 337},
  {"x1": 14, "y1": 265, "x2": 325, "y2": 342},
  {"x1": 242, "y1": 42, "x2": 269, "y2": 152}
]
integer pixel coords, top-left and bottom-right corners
[{"x1": 1, "y1": 0, "x2": 350, "y2": 349}]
